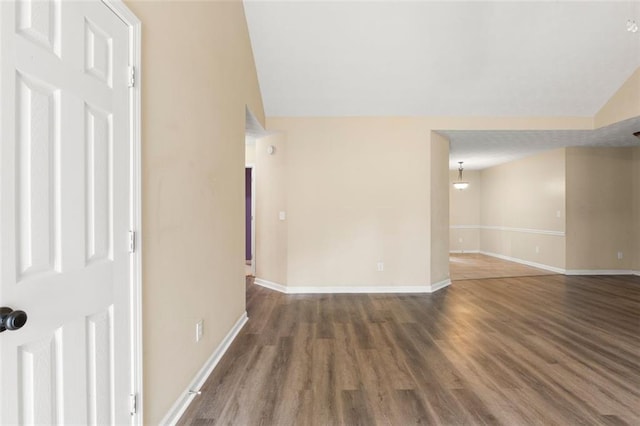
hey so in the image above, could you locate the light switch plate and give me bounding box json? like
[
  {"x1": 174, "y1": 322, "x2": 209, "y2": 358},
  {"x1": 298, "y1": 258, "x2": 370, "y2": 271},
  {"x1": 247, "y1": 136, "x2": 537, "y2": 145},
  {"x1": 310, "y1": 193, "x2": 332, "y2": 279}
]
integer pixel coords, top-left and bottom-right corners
[{"x1": 196, "y1": 320, "x2": 203, "y2": 342}]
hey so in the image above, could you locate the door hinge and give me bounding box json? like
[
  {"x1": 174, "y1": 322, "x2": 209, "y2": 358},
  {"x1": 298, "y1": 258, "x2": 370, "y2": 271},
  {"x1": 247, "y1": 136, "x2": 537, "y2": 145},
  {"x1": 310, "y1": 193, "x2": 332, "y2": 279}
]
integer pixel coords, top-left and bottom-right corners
[
  {"x1": 128, "y1": 66, "x2": 136, "y2": 88},
  {"x1": 129, "y1": 230, "x2": 136, "y2": 253},
  {"x1": 129, "y1": 393, "x2": 137, "y2": 415}
]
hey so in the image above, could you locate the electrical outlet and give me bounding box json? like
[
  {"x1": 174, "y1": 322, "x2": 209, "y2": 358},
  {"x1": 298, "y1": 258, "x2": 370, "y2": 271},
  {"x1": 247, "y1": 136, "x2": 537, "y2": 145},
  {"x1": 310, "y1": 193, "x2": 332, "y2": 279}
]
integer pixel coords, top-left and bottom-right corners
[
  {"x1": 458, "y1": 237, "x2": 463, "y2": 243},
  {"x1": 535, "y1": 246, "x2": 540, "y2": 254},
  {"x1": 196, "y1": 320, "x2": 203, "y2": 343},
  {"x1": 556, "y1": 210, "x2": 561, "y2": 218},
  {"x1": 617, "y1": 251, "x2": 623, "y2": 260},
  {"x1": 377, "y1": 262, "x2": 384, "y2": 272}
]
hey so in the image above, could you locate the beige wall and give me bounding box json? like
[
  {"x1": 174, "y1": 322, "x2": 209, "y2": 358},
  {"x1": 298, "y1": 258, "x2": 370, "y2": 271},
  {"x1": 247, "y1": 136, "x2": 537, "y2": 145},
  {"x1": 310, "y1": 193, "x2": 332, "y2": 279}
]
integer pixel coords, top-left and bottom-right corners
[
  {"x1": 267, "y1": 117, "x2": 432, "y2": 288},
  {"x1": 245, "y1": 139, "x2": 256, "y2": 165},
  {"x1": 479, "y1": 149, "x2": 566, "y2": 269},
  {"x1": 633, "y1": 147, "x2": 640, "y2": 272},
  {"x1": 260, "y1": 116, "x2": 592, "y2": 289},
  {"x1": 125, "y1": 1, "x2": 264, "y2": 423},
  {"x1": 449, "y1": 169, "x2": 481, "y2": 252},
  {"x1": 255, "y1": 134, "x2": 288, "y2": 285},
  {"x1": 595, "y1": 67, "x2": 640, "y2": 128},
  {"x1": 430, "y1": 132, "x2": 450, "y2": 283},
  {"x1": 566, "y1": 147, "x2": 635, "y2": 271}
]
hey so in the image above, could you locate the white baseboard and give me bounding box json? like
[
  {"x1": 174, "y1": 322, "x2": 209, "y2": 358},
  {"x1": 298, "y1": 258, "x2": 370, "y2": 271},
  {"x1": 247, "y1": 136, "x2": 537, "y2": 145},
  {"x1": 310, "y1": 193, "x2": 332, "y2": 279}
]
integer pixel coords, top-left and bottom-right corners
[
  {"x1": 159, "y1": 312, "x2": 249, "y2": 426},
  {"x1": 254, "y1": 277, "x2": 288, "y2": 293},
  {"x1": 285, "y1": 285, "x2": 434, "y2": 294},
  {"x1": 565, "y1": 269, "x2": 635, "y2": 276},
  {"x1": 449, "y1": 250, "x2": 480, "y2": 254},
  {"x1": 430, "y1": 278, "x2": 452, "y2": 292},
  {"x1": 480, "y1": 251, "x2": 566, "y2": 274},
  {"x1": 255, "y1": 278, "x2": 450, "y2": 294},
  {"x1": 470, "y1": 252, "x2": 637, "y2": 277}
]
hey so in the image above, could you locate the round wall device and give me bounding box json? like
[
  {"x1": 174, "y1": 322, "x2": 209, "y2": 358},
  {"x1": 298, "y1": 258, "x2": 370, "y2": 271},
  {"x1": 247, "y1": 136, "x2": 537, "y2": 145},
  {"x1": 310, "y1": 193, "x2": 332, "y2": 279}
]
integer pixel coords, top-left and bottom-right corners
[{"x1": 267, "y1": 145, "x2": 275, "y2": 155}]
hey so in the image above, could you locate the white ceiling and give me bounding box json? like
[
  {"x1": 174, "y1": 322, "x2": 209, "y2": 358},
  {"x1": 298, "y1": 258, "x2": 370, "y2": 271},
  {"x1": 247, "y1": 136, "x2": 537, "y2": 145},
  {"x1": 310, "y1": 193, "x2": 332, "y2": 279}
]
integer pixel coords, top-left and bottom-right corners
[
  {"x1": 244, "y1": 1, "x2": 640, "y2": 169},
  {"x1": 442, "y1": 116, "x2": 640, "y2": 170},
  {"x1": 245, "y1": 1, "x2": 640, "y2": 117}
]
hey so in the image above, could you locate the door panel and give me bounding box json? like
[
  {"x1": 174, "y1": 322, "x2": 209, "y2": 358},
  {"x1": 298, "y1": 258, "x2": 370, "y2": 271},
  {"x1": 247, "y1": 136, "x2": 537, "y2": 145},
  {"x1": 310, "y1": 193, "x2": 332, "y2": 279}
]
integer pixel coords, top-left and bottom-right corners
[
  {"x1": 85, "y1": 103, "x2": 113, "y2": 265},
  {"x1": 16, "y1": 72, "x2": 61, "y2": 280},
  {"x1": 1, "y1": 1, "x2": 132, "y2": 424},
  {"x1": 16, "y1": 0, "x2": 62, "y2": 57},
  {"x1": 86, "y1": 307, "x2": 114, "y2": 425},
  {"x1": 19, "y1": 330, "x2": 63, "y2": 425}
]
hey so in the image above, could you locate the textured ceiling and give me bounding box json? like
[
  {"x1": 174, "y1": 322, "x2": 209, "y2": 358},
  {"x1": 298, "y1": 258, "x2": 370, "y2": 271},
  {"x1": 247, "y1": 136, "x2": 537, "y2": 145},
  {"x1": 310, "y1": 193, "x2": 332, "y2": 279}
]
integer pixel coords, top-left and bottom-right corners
[
  {"x1": 244, "y1": 1, "x2": 640, "y2": 117},
  {"x1": 442, "y1": 116, "x2": 640, "y2": 170}
]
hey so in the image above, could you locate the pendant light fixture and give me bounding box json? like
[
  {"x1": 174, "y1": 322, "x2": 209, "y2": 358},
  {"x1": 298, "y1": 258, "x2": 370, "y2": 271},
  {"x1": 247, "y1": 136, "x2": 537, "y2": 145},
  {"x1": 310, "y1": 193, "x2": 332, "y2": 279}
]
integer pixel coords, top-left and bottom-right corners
[{"x1": 453, "y1": 161, "x2": 469, "y2": 190}]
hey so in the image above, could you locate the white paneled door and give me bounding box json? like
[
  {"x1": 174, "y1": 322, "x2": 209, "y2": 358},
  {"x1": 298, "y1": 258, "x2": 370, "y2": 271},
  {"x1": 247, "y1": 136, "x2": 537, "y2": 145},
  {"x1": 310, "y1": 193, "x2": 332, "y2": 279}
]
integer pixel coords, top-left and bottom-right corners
[{"x1": 1, "y1": 1, "x2": 134, "y2": 424}]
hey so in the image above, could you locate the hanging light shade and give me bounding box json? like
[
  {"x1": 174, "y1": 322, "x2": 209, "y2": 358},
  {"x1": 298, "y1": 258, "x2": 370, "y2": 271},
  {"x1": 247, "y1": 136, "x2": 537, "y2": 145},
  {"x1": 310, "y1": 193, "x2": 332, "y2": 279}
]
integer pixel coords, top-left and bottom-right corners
[{"x1": 453, "y1": 161, "x2": 469, "y2": 190}]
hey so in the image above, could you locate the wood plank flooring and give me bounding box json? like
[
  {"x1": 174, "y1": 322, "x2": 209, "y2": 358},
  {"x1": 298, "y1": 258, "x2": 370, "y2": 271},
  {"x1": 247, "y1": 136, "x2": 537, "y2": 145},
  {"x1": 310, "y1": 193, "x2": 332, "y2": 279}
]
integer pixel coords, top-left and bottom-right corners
[
  {"x1": 450, "y1": 253, "x2": 554, "y2": 281},
  {"x1": 178, "y1": 273, "x2": 640, "y2": 425}
]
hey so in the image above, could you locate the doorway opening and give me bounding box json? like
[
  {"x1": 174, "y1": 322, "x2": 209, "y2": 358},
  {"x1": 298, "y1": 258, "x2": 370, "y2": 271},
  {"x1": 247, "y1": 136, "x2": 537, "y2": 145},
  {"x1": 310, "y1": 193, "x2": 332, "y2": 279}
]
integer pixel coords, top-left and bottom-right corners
[
  {"x1": 244, "y1": 107, "x2": 268, "y2": 278},
  {"x1": 245, "y1": 165, "x2": 255, "y2": 277},
  {"x1": 448, "y1": 155, "x2": 556, "y2": 281}
]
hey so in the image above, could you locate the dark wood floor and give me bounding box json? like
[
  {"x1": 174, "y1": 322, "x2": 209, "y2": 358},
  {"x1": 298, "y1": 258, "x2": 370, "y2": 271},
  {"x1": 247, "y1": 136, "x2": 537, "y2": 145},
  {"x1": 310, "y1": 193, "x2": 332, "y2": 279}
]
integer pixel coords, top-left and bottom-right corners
[{"x1": 179, "y1": 273, "x2": 640, "y2": 425}]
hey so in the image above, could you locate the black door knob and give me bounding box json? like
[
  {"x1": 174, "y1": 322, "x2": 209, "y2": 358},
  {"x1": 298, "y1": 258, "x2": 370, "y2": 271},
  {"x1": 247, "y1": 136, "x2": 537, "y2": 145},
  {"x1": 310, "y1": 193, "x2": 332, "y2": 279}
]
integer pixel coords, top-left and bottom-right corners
[{"x1": 0, "y1": 307, "x2": 28, "y2": 332}]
